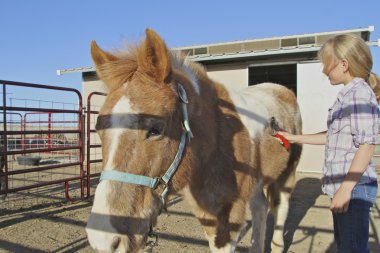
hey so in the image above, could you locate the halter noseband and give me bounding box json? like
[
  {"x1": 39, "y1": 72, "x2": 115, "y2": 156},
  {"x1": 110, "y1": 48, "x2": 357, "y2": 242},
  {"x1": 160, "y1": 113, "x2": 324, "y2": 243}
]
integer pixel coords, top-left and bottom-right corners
[{"x1": 99, "y1": 84, "x2": 193, "y2": 206}]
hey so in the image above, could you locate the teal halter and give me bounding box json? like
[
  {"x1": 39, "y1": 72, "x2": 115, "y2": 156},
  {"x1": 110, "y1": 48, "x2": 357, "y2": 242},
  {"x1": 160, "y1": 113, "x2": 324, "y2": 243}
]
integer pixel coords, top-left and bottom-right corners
[{"x1": 99, "y1": 84, "x2": 193, "y2": 206}]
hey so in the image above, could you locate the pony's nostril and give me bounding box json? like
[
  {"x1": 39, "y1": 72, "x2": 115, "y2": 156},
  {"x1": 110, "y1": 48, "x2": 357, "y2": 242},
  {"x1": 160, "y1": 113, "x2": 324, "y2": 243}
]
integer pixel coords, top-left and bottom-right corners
[{"x1": 111, "y1": 236, "x2": 121, "y2": 251}]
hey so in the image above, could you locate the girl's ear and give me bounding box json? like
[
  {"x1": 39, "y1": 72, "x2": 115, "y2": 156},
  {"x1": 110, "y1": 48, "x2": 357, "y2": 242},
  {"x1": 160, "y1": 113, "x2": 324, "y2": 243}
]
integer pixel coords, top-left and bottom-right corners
[{"x1": 341, "y1": 59, "x2": 349, "y2": 73}]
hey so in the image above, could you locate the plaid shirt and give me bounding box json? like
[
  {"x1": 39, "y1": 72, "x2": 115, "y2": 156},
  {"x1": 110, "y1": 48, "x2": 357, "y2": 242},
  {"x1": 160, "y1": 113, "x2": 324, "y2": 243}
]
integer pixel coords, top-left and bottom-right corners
[{"x1": 322, "y1": 78, "x2": 379, "y2": 198}]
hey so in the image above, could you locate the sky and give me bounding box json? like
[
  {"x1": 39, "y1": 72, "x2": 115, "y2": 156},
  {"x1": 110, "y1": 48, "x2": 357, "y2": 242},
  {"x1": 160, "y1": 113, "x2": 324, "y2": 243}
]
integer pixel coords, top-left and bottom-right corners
[{"x1": 1, "y1": 0, "x2": 379, "y2": 105}]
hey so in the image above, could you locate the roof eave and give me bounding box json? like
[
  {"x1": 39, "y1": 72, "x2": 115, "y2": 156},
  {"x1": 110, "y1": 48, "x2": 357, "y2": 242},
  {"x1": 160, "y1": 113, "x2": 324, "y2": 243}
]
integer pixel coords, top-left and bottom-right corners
[{"x1": 188, "y1": 45, "x2": 320, "y2": 63}]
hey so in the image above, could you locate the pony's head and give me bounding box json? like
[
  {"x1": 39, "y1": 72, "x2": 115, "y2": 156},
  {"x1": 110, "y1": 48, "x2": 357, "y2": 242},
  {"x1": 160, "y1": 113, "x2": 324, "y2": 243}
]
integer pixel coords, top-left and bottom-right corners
[{"x1": 86, "y1": 29, "x2": 200, "y2": 252}]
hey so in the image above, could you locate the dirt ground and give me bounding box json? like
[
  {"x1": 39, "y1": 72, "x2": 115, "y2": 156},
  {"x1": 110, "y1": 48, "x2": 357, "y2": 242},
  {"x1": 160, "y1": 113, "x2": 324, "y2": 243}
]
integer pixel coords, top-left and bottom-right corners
[{"x1": 0, "y1": 172, "x2": 379, "y2": 253}]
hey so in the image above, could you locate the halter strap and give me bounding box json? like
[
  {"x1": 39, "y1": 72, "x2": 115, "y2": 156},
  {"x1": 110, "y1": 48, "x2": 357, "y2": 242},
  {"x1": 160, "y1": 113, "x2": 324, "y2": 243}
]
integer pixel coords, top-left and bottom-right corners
[{"x1": 100, "y1": 170, "x2": 159, "y2": 189}]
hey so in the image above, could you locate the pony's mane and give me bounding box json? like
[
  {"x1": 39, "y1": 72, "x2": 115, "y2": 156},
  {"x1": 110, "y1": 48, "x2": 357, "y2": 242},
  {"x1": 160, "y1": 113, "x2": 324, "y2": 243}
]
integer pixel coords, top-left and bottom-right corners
[{"x1": 171, "y1": 51, "x2": 205, "y2": 94}]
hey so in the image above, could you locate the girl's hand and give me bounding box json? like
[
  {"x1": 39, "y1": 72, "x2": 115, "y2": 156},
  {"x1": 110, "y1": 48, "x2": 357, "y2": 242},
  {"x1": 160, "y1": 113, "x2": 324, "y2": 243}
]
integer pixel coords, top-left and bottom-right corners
[
  {"x1": 277, "y1": 131, "x2": 297, "y2": 143},
  {"x1": 330, "y1": 185, "x2": 352, "y2": 213}
]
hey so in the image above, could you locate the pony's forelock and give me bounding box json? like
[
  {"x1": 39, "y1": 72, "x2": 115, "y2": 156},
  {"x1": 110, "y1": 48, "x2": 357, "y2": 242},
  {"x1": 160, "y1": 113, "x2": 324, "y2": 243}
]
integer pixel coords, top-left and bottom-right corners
[{"x1": 101, "y1": 45, "x2": 203, "y2": 96}]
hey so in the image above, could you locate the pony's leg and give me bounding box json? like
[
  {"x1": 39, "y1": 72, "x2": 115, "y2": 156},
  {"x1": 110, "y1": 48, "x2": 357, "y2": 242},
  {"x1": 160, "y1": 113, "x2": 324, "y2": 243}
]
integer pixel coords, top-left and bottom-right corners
[
  {"x1": 183, "y1": 187, "x2": 245, "y2": 253},
  {"x1": 269, "y1": 189, "x2": 290, "y2": 253},
  {"x1": 249, "y1": 179, "x2": 268, "y2": 253},
  {"x1": 205, "y1": 200, "x2": 247, "y2": 253},
  {"x1": 269, "y1": 171, "x2": 295, "y2": 253}
]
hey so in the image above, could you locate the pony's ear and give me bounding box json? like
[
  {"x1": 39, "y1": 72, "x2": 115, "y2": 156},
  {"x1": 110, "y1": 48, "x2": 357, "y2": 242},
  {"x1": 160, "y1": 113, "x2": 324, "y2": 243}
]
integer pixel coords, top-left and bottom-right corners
[
  {"x1": 90, "y1": 41, "x2": 119, "y2": 67},
  {"x1": 90, "y1": 41, "x2": 136, "y2": 92},
  {"x1": 138, "y1": 29, "x2": 171, "y2": 83}
]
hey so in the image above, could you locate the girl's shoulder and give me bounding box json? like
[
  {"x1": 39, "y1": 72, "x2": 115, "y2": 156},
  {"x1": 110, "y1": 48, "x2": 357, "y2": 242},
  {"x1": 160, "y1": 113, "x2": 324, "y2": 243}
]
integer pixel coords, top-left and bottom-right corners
[{"x1": 348, "y1": 78, "x2": 376, "y2": 102}]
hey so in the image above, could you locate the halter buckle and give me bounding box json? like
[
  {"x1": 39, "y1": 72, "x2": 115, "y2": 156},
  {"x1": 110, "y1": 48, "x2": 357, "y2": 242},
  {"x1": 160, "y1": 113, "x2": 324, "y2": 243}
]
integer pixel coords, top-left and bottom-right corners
[{"x1": 153, "y1": 177, "x2": 167, "y2": 189}]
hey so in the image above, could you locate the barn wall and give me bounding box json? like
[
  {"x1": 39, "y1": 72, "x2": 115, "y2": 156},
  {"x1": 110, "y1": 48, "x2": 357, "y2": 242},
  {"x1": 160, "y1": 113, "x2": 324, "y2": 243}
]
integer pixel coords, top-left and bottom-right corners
[
  {"x1": 82, "y1": 79, "x2": 107, "y2": 108},
  {"x1": 296, "y1": 62, "x2": 341, "y2": 172},
  {"x1": 205, "y1": 63, "x2": 248, "y2": 90}
]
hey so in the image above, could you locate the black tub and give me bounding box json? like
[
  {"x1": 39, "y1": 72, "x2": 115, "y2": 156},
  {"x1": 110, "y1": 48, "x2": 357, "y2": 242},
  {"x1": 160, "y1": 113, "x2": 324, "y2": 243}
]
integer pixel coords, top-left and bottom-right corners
[{"x1": 16, "y1": 156, "x2": 42, "y2": 166}]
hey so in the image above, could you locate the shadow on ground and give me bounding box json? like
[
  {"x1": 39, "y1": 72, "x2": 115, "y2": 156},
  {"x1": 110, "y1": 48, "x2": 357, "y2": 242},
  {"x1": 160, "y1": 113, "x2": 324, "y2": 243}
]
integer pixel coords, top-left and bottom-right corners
[{"x1": 265, "y1": 177, "x2": 322, "y2": 253}]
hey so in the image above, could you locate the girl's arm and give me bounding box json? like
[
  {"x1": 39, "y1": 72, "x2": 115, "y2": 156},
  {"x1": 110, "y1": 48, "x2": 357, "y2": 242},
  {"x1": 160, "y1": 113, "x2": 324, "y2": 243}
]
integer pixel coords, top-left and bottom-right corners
[
  {"x1": 277, "y1": 131, "x2": 327, "y2": 145},
  {"x1": 330, "y1": 144, "x2": 375, "y2": 213}
]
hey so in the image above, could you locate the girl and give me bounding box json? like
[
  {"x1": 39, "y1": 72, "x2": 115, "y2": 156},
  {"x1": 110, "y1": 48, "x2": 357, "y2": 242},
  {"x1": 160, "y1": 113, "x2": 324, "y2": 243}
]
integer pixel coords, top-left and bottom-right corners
[{"x1": 279, "y1": 34, "x2": 380, "y2": 253}]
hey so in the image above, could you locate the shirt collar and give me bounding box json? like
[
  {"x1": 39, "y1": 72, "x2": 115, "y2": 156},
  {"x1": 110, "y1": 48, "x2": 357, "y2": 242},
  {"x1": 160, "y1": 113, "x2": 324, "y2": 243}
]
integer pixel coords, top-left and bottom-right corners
[{"x1": 336, "y1": 77, "x2": 364, "y2": 102}]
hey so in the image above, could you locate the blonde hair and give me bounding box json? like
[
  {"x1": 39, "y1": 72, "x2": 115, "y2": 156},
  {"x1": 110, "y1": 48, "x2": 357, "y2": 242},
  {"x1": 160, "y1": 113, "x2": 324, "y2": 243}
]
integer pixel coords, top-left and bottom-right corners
[{"x1": 318, "y1": 34, "x2": 380, "y2": 101}]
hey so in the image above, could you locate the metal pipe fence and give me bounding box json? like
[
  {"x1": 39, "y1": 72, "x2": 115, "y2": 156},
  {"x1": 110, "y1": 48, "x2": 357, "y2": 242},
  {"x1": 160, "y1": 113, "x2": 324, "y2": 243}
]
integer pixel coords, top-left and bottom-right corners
[{"x1": 0, "y1": 80, "x2": 84, "y2": 207}]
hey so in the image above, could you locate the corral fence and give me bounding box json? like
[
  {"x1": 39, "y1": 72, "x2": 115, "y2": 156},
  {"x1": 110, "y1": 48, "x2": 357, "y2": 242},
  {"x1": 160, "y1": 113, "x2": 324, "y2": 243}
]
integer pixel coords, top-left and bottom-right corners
[{"x1": 0, "y1": 80, "x2": 105, "y2": 208}]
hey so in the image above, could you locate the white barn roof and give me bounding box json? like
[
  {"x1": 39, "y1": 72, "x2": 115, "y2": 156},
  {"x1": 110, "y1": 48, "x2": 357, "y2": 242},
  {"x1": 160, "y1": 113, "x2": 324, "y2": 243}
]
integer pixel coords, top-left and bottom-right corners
[{"x1": 57, "y1": 26, "x2": 379, "y2": 75}]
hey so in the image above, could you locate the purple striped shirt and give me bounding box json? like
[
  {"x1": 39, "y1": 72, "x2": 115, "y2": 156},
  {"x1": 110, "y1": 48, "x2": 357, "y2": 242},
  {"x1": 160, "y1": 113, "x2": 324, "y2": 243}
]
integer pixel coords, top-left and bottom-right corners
[{"x1": 322, "y1": 78, "x2": 379, "y2": 198}]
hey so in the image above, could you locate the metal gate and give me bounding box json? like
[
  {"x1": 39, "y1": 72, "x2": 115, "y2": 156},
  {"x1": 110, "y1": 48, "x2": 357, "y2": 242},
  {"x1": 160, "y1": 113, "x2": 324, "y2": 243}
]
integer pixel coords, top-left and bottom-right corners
[
  {"x1": 0, "y1": 80, "x2": 84, "y2": 207},
  {"x1": 85, "y1": 91, "x2": 106, "y2": 198}
]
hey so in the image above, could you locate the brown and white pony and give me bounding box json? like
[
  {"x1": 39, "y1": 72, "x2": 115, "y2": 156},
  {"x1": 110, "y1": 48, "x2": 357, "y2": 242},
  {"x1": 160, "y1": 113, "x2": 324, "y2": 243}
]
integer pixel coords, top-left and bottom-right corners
[{"x1": 86, "y1": 29, "x2": 302, "y2": 253}]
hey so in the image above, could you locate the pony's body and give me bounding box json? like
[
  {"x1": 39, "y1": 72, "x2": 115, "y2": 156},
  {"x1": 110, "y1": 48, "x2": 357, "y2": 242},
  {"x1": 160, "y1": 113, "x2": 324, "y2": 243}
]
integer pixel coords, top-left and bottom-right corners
[{"x1": 86, "y1": 29, "x2": 302, "y2": 253}]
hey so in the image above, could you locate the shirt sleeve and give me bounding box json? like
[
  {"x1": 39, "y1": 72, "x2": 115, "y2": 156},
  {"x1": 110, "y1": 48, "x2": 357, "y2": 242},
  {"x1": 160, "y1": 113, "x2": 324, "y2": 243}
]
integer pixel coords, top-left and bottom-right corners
[{"x1": 349, "y1": 88, "x2": 379, "y2": 147}]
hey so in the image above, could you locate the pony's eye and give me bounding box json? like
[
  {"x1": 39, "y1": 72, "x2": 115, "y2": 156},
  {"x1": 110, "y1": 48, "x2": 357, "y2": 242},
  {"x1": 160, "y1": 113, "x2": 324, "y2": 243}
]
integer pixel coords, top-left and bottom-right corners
[{"x1": 146, "y1": 127, "x2": 161, "y2": 139}]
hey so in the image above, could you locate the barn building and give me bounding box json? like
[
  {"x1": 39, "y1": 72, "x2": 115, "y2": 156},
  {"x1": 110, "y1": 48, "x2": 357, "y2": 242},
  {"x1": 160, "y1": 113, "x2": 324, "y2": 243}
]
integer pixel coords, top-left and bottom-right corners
[{"x1": 58, "y1": 26, "x2": 380, "y2": 173}]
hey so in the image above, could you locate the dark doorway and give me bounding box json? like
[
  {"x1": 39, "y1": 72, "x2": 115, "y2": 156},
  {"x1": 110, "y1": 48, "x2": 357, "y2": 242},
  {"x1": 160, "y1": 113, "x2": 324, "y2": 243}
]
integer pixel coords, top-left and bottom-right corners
[{"x1": 249, "y1": 64, "x2": 297, "y2": 95}]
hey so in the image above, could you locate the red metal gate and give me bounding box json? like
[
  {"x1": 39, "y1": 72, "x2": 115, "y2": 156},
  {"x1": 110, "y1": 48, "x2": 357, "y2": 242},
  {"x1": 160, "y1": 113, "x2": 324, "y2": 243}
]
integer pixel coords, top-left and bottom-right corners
[
  {"x1": 86, "y1": 91, "x2": 106, "y2": 198},
  {"x1": 0, "y1": 80, "x2": 84, "y2": 206}
]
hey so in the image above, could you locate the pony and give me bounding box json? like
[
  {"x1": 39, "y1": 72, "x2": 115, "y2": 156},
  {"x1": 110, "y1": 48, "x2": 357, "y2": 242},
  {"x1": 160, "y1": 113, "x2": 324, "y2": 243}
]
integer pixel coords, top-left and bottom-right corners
[{"x1": 86, "y1": 29, "x2": 302, "y2": 253}]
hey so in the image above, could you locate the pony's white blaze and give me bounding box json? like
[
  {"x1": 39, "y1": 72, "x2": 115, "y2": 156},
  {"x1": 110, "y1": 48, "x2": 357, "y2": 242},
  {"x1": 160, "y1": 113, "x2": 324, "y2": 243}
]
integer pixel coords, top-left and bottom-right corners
[
  {"x1": 86, "y1": 95, "x2": 137, "y2": 252},
  {"x1": 104, "y1": 95, "x2": 137, "y2": 171}
]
